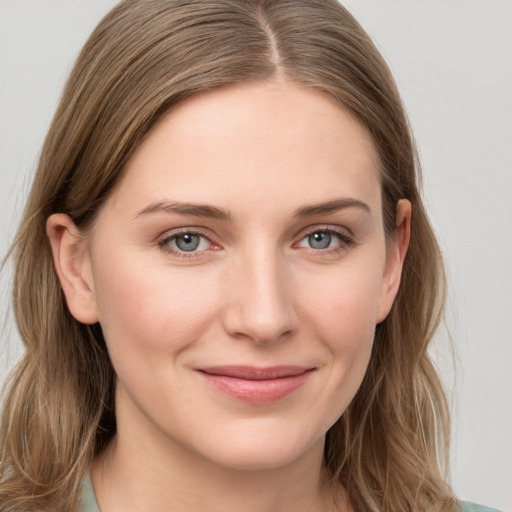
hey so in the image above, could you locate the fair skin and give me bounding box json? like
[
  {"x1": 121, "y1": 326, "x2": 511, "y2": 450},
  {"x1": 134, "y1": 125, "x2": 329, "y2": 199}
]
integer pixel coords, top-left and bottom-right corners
[{"x1": 47, "y1": 81, "x2": 410, "y2": 512}]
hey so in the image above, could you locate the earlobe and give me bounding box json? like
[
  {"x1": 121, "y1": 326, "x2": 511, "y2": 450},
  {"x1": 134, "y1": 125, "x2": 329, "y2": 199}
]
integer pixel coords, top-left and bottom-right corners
[
  {"x1": 46, "y1": 213, "x2": 99, "y2": 324},
  {"x1": 376, "y1": 199, "x2": 412, "y2": 323}
]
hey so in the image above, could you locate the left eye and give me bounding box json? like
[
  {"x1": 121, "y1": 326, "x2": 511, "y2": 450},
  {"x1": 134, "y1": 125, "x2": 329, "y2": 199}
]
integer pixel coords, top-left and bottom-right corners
[
  {"x1": 162, "y1": 232, "x2": 211, "y2": 253},
  {"x1": 297, "y1": 230, "x2": 349, "y2": 250}
]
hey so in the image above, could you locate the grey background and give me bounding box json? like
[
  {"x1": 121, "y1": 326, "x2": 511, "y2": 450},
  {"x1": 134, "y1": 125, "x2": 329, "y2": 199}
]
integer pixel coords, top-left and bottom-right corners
[{"x1": 1, "y1": 1, "x2": 511, "y2": 509}]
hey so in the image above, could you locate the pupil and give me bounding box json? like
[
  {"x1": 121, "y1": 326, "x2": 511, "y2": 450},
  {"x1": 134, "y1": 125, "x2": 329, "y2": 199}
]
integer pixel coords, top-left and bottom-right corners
[
  {"x1": 176, "y1": 234, "x2": 200, "y2": 251},
  {"x1": 309, "y1": 231, "x2": 331, "y2": 249}
]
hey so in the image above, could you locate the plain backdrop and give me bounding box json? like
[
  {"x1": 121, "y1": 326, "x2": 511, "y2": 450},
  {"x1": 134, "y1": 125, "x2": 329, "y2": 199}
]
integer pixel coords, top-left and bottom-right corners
[{"x1": 1, "y1": 1, "x2": 511, "y2": 510}]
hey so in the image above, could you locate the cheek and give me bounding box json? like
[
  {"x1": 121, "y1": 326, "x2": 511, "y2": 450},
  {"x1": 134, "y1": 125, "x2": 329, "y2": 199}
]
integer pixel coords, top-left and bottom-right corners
[
  {"x1": 91, "y1": 254, "x2": 220, "y2": 364},
  {"x1": 300, "y1": 260, "x2": 384, "y2": 342},
  {"x1": 296, "y1": 260, "x2": 384, "y2": 398}
]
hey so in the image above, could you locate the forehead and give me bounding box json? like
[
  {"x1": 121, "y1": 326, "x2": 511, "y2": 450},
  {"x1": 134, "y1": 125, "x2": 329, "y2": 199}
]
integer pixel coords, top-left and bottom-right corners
[{"x1": 105, "y1": 81, "x2": 381, "y2": 219}]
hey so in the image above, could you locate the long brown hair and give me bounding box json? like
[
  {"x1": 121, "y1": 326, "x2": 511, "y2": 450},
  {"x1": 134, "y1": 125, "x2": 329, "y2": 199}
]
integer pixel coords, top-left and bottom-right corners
[{"x1": 1, "y1": 1, "x2": 455, "y2": 510}]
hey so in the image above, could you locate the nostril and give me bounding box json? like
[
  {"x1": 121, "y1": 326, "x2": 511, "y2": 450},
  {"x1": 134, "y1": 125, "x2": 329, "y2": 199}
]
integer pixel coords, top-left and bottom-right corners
[{"x1": 222, "y1": 298, "x2": 294, "y2": 345}]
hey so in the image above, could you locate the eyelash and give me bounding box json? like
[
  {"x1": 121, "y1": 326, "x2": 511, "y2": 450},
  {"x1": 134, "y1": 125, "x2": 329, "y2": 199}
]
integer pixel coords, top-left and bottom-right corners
[
  {"x1": 158, "y1": 228, "x2": 215, "y2": 259},
  {"x1": 157, "y1": 227, "x2": 354, "y2": 259},
  {"x1": 297, "y1": 227, "x2": 355, "y2": 257}
]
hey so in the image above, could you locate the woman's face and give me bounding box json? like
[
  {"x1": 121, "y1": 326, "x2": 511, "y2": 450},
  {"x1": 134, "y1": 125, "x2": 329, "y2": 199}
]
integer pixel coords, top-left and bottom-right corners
[{"x1": 51, "y1": 81, "x2": 408, "y2": 471}]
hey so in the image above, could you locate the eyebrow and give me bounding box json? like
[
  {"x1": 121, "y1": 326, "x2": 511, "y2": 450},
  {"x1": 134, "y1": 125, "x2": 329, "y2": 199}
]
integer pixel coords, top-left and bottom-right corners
[
  {"x1": 134, "y1": 197, "x2": 370, "y2": 221},
  {"x1": 135, "y1": 200, "x2": 231, "y2": 221},
  {"x1": 293, "y1": 197, "x2": 371, "y2": 218}
]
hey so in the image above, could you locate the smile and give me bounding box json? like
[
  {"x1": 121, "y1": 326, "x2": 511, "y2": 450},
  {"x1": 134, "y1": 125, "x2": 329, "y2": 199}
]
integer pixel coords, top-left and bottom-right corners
[{"x1": 196, "y1": 366, "x2": 315, "y2": 404}]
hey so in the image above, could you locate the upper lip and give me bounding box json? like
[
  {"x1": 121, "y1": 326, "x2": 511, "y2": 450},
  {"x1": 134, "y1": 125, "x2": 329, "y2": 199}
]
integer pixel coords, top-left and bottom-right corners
[{"x1": 197, "y1": 366, "x2": 313, "y2": 380}]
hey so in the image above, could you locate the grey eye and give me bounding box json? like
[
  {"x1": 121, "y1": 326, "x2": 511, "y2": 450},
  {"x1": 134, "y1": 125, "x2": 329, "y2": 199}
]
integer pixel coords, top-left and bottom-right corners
[
  {"x1": 175, "y1": 233, "x2": 201, "y2": 252},
  {"x1": 307, "y1": 231, "x2": 332, "y2": 249}
]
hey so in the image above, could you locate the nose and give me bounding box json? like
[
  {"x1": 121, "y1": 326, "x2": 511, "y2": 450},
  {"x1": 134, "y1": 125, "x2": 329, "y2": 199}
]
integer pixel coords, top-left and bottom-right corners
[{"x1": 222, "y1": 246, "x2": 295, "y2": 345}]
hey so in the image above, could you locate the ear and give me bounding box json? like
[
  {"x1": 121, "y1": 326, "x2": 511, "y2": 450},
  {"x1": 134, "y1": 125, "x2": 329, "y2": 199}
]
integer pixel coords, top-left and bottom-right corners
[
  {"x1": 376, "y1": 199, "x2": 411, "y2": 323},
  {"x1": 46, "y1": 213, "x2": 99, "y2": 324}
]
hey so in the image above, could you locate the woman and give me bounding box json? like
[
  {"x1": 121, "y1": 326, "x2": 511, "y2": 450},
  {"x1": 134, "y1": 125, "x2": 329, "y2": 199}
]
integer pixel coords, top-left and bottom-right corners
[{"x1": 0, "y1": 1, "x2": 500, "y2": 511}]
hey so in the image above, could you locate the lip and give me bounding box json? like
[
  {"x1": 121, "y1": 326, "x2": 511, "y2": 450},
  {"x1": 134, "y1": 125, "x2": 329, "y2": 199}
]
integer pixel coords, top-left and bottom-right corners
[{"x1": 196, "y1": 366, "x2": 315, "y2": 404}]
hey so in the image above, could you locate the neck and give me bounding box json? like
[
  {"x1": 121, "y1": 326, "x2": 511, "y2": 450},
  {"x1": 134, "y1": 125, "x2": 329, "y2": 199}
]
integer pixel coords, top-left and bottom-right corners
[{"x1": 91, "y1": 429, "x2": 349, "y2": 512}]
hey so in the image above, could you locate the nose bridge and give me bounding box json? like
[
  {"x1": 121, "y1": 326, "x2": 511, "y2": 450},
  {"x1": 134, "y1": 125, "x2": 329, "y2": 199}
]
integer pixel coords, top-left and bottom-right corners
[{"x1": 224, "y1": 241, "x2": 294, "y2": 344}]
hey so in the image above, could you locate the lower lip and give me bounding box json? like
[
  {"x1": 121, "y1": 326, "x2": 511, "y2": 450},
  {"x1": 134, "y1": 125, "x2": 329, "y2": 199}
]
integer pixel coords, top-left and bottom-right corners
[{"x1": 198, "y1": 371, "x2": 313, "y2": 404}]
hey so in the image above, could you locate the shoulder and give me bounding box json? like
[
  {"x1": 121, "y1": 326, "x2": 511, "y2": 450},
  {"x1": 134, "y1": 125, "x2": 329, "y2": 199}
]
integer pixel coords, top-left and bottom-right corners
[{"x1": 460, "y1": 501, "x2": 505, "y2": 512}]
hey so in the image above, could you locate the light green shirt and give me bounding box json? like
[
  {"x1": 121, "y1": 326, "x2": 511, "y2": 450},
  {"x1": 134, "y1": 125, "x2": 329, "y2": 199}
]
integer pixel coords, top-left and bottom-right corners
[
  {"x1": 80, "y1": 475, "x2": 502, "y2": 512},
  {"x1": 461, "y1": 503, "x2": 504, "y2": 512},
  {"x1": 81, "y1": 475, "x2": 101, "y2": 512}
]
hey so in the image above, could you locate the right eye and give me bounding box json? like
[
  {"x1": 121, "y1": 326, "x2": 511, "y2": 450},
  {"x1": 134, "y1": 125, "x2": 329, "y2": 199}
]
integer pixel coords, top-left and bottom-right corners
[{"x1": 158, "y1": 230, "x2": 215, "y2": 257}]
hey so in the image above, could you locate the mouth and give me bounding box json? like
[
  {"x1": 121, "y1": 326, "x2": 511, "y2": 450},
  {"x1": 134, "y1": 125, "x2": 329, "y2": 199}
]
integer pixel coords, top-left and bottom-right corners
[{"x1": 196, "y1": 366, "x2": 315, "y2": 404}]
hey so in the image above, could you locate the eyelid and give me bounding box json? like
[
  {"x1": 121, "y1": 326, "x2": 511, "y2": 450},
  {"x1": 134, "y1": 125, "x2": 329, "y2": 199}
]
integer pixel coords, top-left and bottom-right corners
[
  {"x1": 296, "y1": 224, "x2": 354, "y2": 242},
  {"x1": 157, "y1": 227, "x2": 220, "y2": 258},
  {"x1": 293, "y1": 225, "x2": 355, "y2": 253}
]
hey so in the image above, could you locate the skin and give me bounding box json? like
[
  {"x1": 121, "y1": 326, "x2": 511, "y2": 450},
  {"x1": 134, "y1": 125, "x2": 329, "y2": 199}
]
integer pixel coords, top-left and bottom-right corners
[{"x1": 48, "y1": 81, "x2": 410, "y2": 512}]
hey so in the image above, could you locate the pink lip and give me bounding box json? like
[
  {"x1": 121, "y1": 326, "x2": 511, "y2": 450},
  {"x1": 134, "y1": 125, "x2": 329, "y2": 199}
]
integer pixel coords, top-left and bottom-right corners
[{"x1": 196, "y1": 366, "x2": 314, "y2": 404}]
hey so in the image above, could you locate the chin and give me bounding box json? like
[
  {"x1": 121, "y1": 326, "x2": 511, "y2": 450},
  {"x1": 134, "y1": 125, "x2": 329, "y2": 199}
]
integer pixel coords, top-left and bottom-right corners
[{"x1": 188, "y1": 420, "x2": 326, "y2": 472}]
